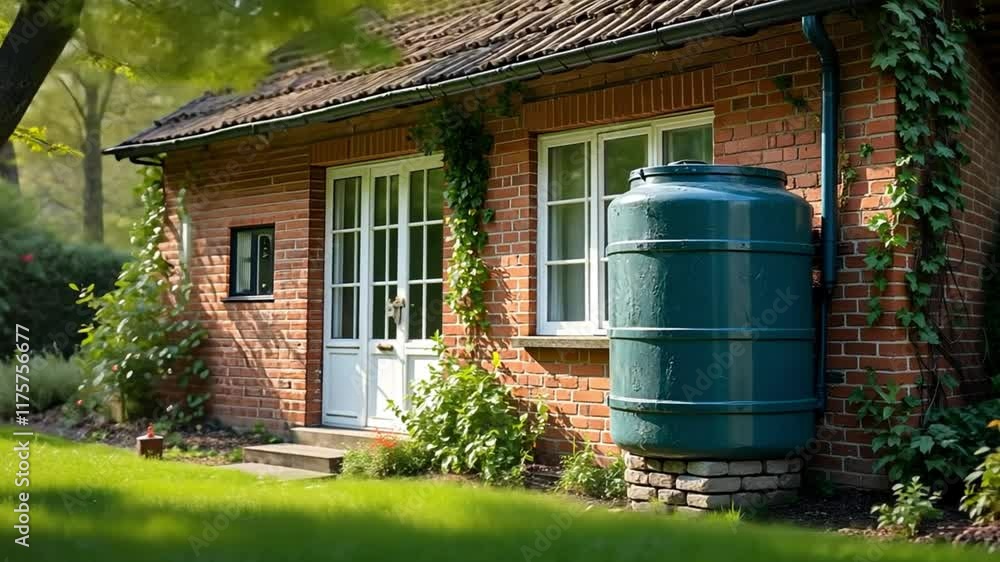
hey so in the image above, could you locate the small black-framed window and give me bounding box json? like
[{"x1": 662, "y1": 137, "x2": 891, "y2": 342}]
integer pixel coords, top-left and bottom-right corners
[{"x1": 229, "y1": 225, "x2": 275, "y2": 297}]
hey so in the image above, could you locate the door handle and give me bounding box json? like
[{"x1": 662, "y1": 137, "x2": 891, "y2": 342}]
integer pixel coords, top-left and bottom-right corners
[
  {"x1": 376, "y1": 343, "x2": 394, "y2": 352},
  {"x1": 387, "y1": 296, "x2": 406, "y2": 327}
]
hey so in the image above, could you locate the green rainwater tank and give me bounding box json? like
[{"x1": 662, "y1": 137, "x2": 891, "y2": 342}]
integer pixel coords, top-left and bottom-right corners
[{"x1": 607, "y1": 164, "x2": 815, "y2": 459}]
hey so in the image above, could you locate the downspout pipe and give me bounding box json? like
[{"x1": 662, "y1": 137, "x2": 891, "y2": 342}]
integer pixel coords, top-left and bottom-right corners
[{"x1": 802, "y1": 14, "x2": 839, "y2": 411}]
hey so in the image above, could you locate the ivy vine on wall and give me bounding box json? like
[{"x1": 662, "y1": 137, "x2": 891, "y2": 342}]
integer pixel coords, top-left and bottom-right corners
[
  {"x1": 865, "y1": 0, "x2": 973, "y2": 391},
  {"x1": 410, "y1": 84, "x2": 520, "y2": 338}
]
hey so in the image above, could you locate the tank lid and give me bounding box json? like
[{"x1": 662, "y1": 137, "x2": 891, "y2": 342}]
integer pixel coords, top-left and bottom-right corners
[{"x1": 629, "y1": 163, "x2": 787, "y2": 184}]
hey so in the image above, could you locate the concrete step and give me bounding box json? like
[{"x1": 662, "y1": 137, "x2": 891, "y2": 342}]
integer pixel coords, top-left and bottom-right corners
[
  {"x1": 291, "y1": 426, "x2": 405, "y2": 450},
  {"x1": 243, "y1": 443, "x2": 346, "y2": 473},
  {"x1": 218, "y1": 462, "x2": 334, "y2": 481}
]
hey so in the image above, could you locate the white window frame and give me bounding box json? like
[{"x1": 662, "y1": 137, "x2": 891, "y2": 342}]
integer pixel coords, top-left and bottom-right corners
[{"x1": 537, "y1": 111, "x2": 714, "y2": 336}]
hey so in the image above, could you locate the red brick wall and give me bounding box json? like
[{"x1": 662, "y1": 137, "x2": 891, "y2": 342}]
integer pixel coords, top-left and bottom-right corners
[{"x1": 157, "y1": 14, "x2": 997, "y2": 487}]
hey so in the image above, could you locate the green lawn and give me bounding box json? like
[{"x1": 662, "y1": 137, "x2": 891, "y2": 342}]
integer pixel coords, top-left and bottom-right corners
[{"x1": 0, "y1": 429, "x2": 991, "y2": 562}]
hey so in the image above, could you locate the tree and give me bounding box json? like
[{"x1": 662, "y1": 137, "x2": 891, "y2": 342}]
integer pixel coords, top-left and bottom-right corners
[{"x1": 0, "y1": 0, "x2": 401, "y2": 145}]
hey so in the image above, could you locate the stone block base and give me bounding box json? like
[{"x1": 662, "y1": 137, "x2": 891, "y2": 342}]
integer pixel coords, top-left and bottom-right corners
[{"x1": 624, "y1": 453, "x2": 803, "y2": 513}]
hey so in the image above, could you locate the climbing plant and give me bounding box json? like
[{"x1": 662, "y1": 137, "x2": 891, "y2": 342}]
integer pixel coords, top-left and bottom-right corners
[
  {"x1": 865, "y1": 0, "x2": 973, "y2": 392},
  {"x1": 411, "y1": 84, "x2": 520, "y2": 336},
  {"x1": 411, "y1": 100, "x2": 494, "y2": 334},
  {"x1": 75, "y1": 167, "x2": 211, "y2": 422}
]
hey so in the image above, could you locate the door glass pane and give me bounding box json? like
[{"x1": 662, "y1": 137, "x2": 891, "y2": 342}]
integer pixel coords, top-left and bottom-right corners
[
  {"x1": 547, "y1": 143, "x2": 588, "y2": 200},
  {"x1": 548, "y1": 203, "x2": 585, "y2": 260},
  {"x1": 426, "y1": 223, "x2": 443, "y2": 279},
  {"x1": 374, "y1": 176, "x2": 387, "y2": 227},
  {"x1": 373, "y1": 229, "x2": 386, "y2": 282},
  {"x1": 427, "y1": 167, "x2": 444, "y2": 221},
  {"x1": 388, "y1": 227, "x2": 398, "y2": 282},
  {"x1": 332, "y1": 232, "x2": 356, "y2": 284},
  {"x1": 331, "y1": 286, "x2": 356, "y2": 339},
  {"x1": 603, "y1": 134, "x2": 647, "y2": 196},
  {"x1": 409, "y1": 170, "x2": 425, "y2": 222},
  {"x1": 388, "y1": 175, "x2": 399, "y2": 226},
  {"x1": 408, "y1": 282, "x2": 423, "y2": 339},
  {"x1": 334, "y1": 177, "x2": 360, "y2": 229},
  {"x1": 664, "y1": 125, "x2": 713, "y2": 163},
  {"x1": 409, "y1": 225, "x2": 424, "y2": 280},
  {"x1": 548, "y1": 263, "x2": 585, "y2": 322},
  {"x1": 372, "y1": 285, "x2": 385, "y2": 339},
  {"x1": 426, "y1": 282, "x2": 443, "y2": 336},
  {"x1": 387, "y1": 288, "x2": 397, "y2": 340}
]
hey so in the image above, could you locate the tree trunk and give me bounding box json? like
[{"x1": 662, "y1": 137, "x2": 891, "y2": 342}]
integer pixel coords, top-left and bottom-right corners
[
  {"x1": 0, "y1": 0, "x2": 85, "y2": 143},
  {"x1": 82, "y1": 79, "x2": 103, "y2": 242},
  {"x1": 0, "y1": 141, "x2": 18, "y2": 190}
]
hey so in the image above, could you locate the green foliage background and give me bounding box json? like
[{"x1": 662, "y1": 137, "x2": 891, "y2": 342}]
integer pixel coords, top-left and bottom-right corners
[{"x1": 0, "y1": 183, "x2": 125, "y2": 359}]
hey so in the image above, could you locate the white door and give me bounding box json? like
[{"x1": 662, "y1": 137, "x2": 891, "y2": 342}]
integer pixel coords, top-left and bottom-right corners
[{"x1": 323, "y1": 156, "x2": 443, "y2": 429}]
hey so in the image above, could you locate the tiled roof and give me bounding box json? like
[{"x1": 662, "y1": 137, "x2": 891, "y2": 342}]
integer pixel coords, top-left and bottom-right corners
[{"x1": 107, "y1": 0, "x2": 786, "y2": 154}]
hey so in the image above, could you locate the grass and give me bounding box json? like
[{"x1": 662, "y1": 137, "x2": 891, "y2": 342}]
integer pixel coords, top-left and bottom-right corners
[
  {"x1": 0, "y1": 429, "x2": 993, "y2": 562},
  {"x1": 0, "y1": 352, "x2": 83, "y2": 418}
]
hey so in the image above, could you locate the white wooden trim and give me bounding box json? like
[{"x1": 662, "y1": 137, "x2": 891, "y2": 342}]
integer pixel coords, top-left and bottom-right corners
[{"x1": 537, "y1": 111, "x2": 714, "y2": 336}]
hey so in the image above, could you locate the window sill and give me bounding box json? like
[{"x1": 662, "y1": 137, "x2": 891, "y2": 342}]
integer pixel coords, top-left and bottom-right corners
[
  {"x1": 222, "y1": 295, "x2": 275, "y2": 303},
  {"x1": 510, "y1": 336, "x2": 609, "y2": 349}
]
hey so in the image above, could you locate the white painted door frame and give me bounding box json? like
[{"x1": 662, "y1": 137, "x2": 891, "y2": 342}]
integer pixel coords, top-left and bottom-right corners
[{"x1": 322, "y1": 154, "x2": 442, "y2": 429}]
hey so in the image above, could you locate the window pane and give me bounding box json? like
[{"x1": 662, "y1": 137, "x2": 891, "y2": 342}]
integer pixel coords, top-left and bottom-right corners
[
  {"x1": 408, "y1": 282, "x2": 423, "y2": 339},
  {"x1": 426, "y1": 223, "x2": 443, "y2": 279},
  {"x1": 256, "y1": 233, "x2": 274, "y2": 295},
  {"x1": 548, "y1": 202, "x2": 586, "y2": 261},
  {"x1": 664, "y1": 125, "x2": 713, "y2": 163},
  {"x1": 603, "y1": 134, "x2": 647, "y2": 196},
  {"x1": 409, "y1": 170, "x2": 425, "y2": 222},
  {"x1": 548, "y1": 264, "x2": 586, "y2": 322},
  {"x1": 427, "y1": 167, "x2": 445, "y2": 221},
  {"x1": 235, "y1": 230, "x2": 252, "y2": 294},
  {"x1": 426, "y1": 282, "x2": 443, "y2": 336},
  {"x1": 387, "y1": 288, "x2": 397, "y2": 340},
  {"x1": 547, "y1": 143, "x2": 587, "y2": 201}
]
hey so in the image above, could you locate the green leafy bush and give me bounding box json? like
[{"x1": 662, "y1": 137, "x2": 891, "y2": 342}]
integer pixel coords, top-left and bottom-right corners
[
  {"x1": 75, "y1": 168, "x2": 209, "y2": 422},
  {"x1": 849, "y1": 370, "x2": 1000, "y2": 483},
  {"x1": 393, "y1": 339, "x2": 548, "y2": 485},
  {"x1": 872, "y1": 476, "x2": 942, "y2": 538},
  {"x1": 0, "y1": 352, "x2": 84, "y2": 418},
  {"x1": 341, "y1": 434, "x2": 429, "y2": 479},
  {"x1": 0, "y1": 184, "x2": 125, "y2": 360},
  {"x1": 555, "y1": 442, "x2": 626, "y2": 500},
  {"x1": 961, "y1": 421, "x2": 1000, "y2": 524}
]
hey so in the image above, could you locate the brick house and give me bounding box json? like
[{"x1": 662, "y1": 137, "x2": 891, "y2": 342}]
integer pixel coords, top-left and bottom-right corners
[{"x1": 106, "y1": 0, "x2": 1000, "y2": 488}]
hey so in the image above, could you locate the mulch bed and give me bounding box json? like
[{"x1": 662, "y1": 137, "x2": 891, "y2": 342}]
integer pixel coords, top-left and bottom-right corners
[
  {"x1": 764, "y1": 488, "x2": 997, "y2": 551},
  {"x1": 29, "y1": 407, "x2": 272, "y2": 465}
]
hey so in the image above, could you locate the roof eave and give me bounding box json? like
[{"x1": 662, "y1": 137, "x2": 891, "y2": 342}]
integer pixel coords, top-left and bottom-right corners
[{"x1": 104, "y1": 0, "x2": 871, "y2": 160}]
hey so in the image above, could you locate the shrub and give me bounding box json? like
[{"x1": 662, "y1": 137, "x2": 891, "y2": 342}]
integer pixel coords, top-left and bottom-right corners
[
  {"x1": 872, "y1": 476, "x2": 942, "y2": 538},
  {"x1": 555, "y1": 442, "x2": 626, "y2": 500},
  {"x1": 340, "y1": 434, "x2": 429, "y2": 479},
  {"x1": 393, "y1": 338, "x2": 547, "y2": 485},
  {"x1": 849, "y1": 370, "x2": 1000, "y2": 483},
  {"x1": 75, "y1": 168, "x2": 210, "y2": 422},
  {"x1": 0, "y1": 184, "x2": 125, "y2": 360},
  {"x1": 0, "y1": 352, "x2": 84, "y2": 418},
  {"x1": 961, "y1": 421, "x2": 1000, "y2": 524}
]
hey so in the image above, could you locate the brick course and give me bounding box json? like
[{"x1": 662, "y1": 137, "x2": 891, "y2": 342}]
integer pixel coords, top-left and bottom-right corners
[{"x1": 156, "y1": 14, "x2": 999, "y2": 487}]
